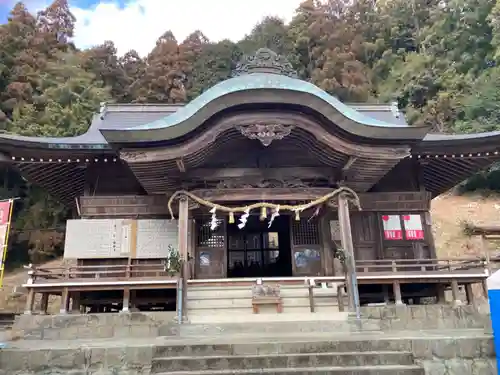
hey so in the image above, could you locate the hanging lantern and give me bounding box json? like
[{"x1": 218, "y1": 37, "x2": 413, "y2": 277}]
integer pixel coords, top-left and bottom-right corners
[{"x1": 228, "y1": 212, "x2": 235, "y2": 224}]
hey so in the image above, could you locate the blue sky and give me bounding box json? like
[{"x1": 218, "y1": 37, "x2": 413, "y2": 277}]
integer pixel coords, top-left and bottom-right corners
[{"x1": 0, "y1": 0, "x2": 302, "y2": 56}]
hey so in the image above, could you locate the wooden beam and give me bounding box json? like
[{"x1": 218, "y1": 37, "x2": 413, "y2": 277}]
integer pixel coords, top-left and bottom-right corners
[{"x1": 187, "y1": 167, "x2": 334, "y2": 180}]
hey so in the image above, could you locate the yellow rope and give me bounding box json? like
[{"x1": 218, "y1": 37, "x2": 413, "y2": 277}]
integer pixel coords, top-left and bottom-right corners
[{"x1": 167, "y1": 187, "x2": 361, "y2": 219}]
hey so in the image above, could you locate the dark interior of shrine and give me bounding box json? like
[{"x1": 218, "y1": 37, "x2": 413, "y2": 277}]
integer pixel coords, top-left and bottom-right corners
[{"x1": 226, "y1": 214, "x2": 293, "y2": 278}]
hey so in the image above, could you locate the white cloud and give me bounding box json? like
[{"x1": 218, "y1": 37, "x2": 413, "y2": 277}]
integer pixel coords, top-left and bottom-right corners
[{"x1": 72, "y1": 0, "x2": 303, "y2": 56}]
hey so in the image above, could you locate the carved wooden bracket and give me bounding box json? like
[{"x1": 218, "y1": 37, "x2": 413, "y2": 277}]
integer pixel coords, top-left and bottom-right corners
[{"x1": 236, "y1": 124, "x2": 294, "y2": 146}]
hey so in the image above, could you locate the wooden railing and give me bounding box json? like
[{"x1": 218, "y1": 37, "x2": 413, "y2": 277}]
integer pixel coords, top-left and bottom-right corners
[
  {"x1": 24, "y1": 257, "x2": 490, "y2": 287},
  {"x1": 27, "y1": 262, "x2": 178, "y2": 284},
  {"x1": 355, "y1": 257, "x2": 488, "y2": 276}
]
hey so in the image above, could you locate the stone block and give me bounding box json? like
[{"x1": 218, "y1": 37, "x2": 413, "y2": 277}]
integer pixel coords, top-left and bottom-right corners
[
  {"x1": 421, "y1": 360, "x2": 447, "y2": 375},
  {"x1": 472, "y1": 359, "x2": 498, "y2": 375},
  {"x1": 445, "y1": 358, "x2": 474, "y2": 374},
  {"x1": 0, "y1": 349, "x2": 29, "y2": 371},
  {"x1": 104, "y1": 347, "x2": 126, "y2": 368},
  {"x1": 50, "y1": 348, "x2": 87, "y2": 369},
  {"x1": 455, "y1": 338, "x2": 483, "y2": 359},
  {"x1": 124, "y1": 346, "x2": 154, "y2": 367},
  {"x1": 411, "y1": 339, "x2": 433, "y2": 360}
]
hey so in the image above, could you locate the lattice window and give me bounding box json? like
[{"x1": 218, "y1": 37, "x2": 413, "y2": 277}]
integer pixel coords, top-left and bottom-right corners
[
  {"x1": 292, "y1": 218, "x2": 320, "y2": 246},
  {"x1": 196, "y1": 219, "x2": 225, "y2": 248}
]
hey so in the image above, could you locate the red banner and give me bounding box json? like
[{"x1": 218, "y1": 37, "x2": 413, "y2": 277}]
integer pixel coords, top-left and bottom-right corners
[
  {"x1": 382, "y1": 215, "x2": 402, "y2": 240},
  {"x1": 0, "y1": 200, "x2": 13, "y2": 286},
  {"x1": 403, "y1": 214, "x2": 424, "y2": 240}
]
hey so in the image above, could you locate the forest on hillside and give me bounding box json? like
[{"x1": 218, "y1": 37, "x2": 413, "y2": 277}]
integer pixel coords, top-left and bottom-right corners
[{"x1": 0, "y1": 0, "x2": 499, "y2": 267}]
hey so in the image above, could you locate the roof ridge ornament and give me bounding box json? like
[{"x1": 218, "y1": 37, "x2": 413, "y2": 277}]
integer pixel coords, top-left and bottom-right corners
[{"x1": 232, "y1": 48, "x2": 298, "y2": 78}]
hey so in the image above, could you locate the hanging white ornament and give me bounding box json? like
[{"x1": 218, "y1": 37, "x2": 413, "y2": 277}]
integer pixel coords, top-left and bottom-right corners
[
  {"x1": 268, "y1": 205, "x2": 280, "y2": 228},
  {"x1": 238, "y1": 207, "x2": 250, "y2": 229},
  {"x1": 209, "y1": 207, "x2": 219, "y2": 231}
]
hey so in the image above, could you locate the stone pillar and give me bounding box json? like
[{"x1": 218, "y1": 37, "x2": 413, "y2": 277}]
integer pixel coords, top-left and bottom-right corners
[
  {"x1": 122, "y1": 288, "x2": 130, "y2": 313},
  {"x1": 40, "y1": 293, "x2": 49, "y2": 315},
  {"x1": 60, "y1": 287, "x2": 70, "y2": 314},
  {"x1": 393, "y1": 281, "x2": 404, "y2": 305},
  {"x1": 338, "y1": 193, "x2": 359, "y2": 313},
  {"x1": 178, "y1": 197, "x2": 189, "y2": 322},
  {"x1": 451, "y1": 279, "x2": 462, "y2": 307},
  {"x1": 24, "y1": 288, "x2": 35, "y2": 315}
]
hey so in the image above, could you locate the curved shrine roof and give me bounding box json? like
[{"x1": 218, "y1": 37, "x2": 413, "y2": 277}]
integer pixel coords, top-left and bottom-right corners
[{"x1": 1, "y1": 48, "x2": 500, "y2": 203}]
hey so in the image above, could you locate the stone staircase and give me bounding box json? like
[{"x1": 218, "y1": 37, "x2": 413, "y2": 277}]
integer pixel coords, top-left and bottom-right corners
[
  {"x1": 150, "y1": 337, "x2": 424, "y2": 375},
  {"x1": 187, "y1": 283, "x2": 344, "y2": 323}
]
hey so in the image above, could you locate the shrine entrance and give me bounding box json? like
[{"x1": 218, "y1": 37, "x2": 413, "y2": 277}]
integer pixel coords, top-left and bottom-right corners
[{"x1": 227, "y1": 214, "x2": 293, "y2": 278}]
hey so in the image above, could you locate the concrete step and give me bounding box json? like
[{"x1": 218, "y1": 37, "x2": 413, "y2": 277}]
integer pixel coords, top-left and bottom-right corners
[
  {"x1": 180, "y1": 318, "x2": 380, "y2": 335},
  {"x1": 187, "y1": 295, "x2": 339, "y2": 308},
  {"x1": 187, "y1": 311, "x2": 348, "y2": 324},
  {"x1": 188, "y1": 287, "x2": 339, "y2": 299},
  {"x1": 151, "y1": 351, "x2": 414, "y2": 372},
  {"x1": 154, "y1": 364, "x2": 424, "y2": 375},
  {"x1": 154, "y1": 338, "x2": 413, "y2": 358}
]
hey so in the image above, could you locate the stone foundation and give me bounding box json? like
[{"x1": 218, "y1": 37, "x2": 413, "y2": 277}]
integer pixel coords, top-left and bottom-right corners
[
  {"x1": 10, "y1": 304, "x2": 493, "y2": 341},
  {"x1": 0, "y1": 335, "x2": 496, "y2": 374},
  {"x1": 11, "y1": 311, "x2": 179, "y2": 340},
  {"x1": 3, "y1": 304, "x2": 496, "y2": 374}
]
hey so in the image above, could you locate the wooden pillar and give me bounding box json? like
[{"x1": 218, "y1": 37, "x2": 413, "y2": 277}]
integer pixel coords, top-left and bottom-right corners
[
  {"x1": 40, "y1": 293, "x2": 49, "y2": 315},
  {"x1": 320, "y1": 215, "x2": 335, "y2": 276},
  {"x1": 436, "y1": 284, "x2": 446, "y2": 304},
  {"x1": 451, "y1": 279, "x2": 461, "y2": 307},
  {"x1": 71, "y1": 292, "x2": 81, "y2": 313},
  {"x1": 122, "y1": 288, "x2": 130, "y2": 312},
  {"x1": 465, "y1": 283, "x2": 476, "y2": 308},
  {"x1": 393, "y1": 281, "x2": 404, "y2": 305},
  {"x1": 178, "y1": 197, "x2": 189, "y2": 322},
  {"x1": 60, "y1": 288, "x2": 70, "y2": 314},
  {"x1": 24, "y1": 288, "x2": 35, "y2": 315},
  {"x1": 482, "y1": 279, "x2": 488, "y2": 298},
  {"x1": 382, "y1": 285, "x2": 390, "y2": 304},
  {"x1": 338, "y1": 193, "x2": 358, "y2": 312},
  {"x1": 337, "y1": 284, "x2": 344, "y2": 312},
  {"x1": 480, "y1": 234, "x2": 492, "y2": 274}
]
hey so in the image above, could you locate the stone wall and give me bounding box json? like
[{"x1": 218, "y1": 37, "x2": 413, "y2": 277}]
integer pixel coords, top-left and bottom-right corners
[
  {"x1": 411, "y1": 336, "x2": 497, "y2": 375},
  {"x1": 11, "y1": 312, "x2": 178, "y2": 340},
  {"x1": 0, "y1": 335, "x2": 496, "y2": 375},
  {"x1": 10, "y1": 305, "x2": 493, "y2": 340},
  {"x1": 0, "y1": 345, "x2": 154, "y2": 375},
  {"x1": 359, "y1": 304, "x2": 492, "y2": 331}
]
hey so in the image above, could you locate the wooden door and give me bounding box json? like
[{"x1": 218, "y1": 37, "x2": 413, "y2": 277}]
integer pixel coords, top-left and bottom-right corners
[
  {"x1": 290, "y1": 217, "x2": 322, "y2": 276},
  {"x1": 350, "y1": 212, "x2": 379, "y2": 261},
  {"x1": 195, "y1": 219, "x2": 226, "y2": 279}
]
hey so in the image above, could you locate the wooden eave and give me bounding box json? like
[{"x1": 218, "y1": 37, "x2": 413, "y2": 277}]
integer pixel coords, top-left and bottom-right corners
[
  {"x1": 411, "y1": 133, "x2": 500, "y2": 196},
  {"x1": 0, "y1": 146, "x2": 121, "y2": 206},
  {"x1": 118, "y1": 111, "x2": 412, "y2": 195}
]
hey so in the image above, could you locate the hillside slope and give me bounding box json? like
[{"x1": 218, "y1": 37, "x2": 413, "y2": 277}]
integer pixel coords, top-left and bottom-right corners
[
  {"x1": 431, "y1": 193, "x2": 500, "y2": 258},
  {"x1": 0, "y1": 194, "x2": 498, "y2": 312}
]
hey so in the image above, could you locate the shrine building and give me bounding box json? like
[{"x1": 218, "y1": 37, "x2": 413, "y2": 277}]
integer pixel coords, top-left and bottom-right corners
[{"x1": 0, "y1": 49, "x2": 495, "y2": 315}]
